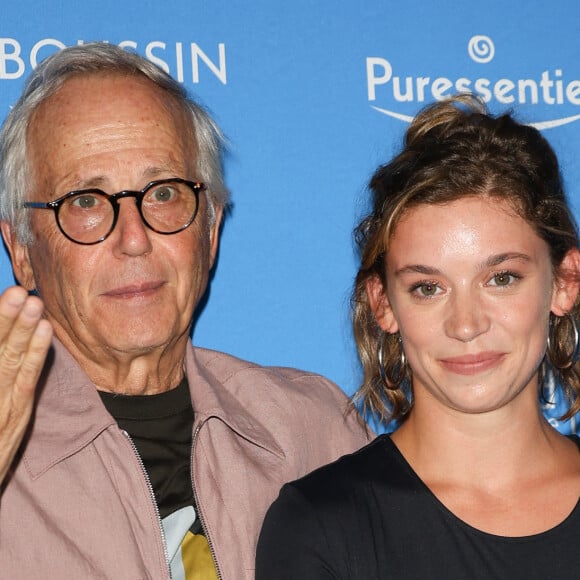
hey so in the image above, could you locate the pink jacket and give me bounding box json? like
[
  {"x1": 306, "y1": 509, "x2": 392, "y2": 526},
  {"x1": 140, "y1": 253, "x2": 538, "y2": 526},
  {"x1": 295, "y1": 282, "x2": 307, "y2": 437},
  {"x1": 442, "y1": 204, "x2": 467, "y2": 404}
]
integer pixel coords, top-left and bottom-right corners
[{"x1": 0, "y1": 339, "x2": 369, "y2": 579}]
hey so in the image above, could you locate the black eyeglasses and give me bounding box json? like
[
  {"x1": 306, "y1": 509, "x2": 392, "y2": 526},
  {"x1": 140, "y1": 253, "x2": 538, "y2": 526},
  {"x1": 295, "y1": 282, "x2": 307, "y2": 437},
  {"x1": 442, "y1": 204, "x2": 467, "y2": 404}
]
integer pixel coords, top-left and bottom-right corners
[{"x1": 23, "y1": 178, "x2": 206, "y2": 245}]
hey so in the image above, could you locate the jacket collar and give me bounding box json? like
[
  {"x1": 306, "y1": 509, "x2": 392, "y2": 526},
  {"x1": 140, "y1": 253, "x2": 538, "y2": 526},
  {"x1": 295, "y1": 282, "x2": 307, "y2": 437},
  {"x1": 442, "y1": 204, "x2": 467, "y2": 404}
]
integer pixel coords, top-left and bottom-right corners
[
  {"x1": 185, "y1": 346, "x2": 284, "y2": 458},
  {"x1": 21, "y1": 339, "x2": 116, "y2": 479},
  {"x1": 21, "y1": 338, "x2": 282, "y2": 479}
]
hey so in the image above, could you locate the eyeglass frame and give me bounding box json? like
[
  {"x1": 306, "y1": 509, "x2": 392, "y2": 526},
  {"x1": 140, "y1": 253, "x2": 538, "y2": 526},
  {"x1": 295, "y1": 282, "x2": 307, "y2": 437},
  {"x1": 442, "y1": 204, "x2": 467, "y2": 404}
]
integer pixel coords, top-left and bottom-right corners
[{"x1": 22, "y1": 177, "x2": 206, "y2": 245}]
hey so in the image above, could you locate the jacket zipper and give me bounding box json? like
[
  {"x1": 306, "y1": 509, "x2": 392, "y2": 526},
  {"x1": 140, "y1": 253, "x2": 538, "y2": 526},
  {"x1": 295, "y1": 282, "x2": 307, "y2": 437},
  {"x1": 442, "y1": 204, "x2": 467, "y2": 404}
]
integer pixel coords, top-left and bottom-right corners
[
  {"x1": 123, "y1": 430, "x2": 172, "y2": 579},
  {"x1": 191, "y1": 422, "x2": 224, "y2": 580}
]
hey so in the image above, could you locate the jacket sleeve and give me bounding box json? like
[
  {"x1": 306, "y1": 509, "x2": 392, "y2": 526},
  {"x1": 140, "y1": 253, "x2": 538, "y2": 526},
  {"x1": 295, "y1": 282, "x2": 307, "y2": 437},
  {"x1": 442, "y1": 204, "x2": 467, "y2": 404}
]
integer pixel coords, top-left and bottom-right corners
[{"x1": 256, "y1": 484, "x2": 341, "y2": 580}]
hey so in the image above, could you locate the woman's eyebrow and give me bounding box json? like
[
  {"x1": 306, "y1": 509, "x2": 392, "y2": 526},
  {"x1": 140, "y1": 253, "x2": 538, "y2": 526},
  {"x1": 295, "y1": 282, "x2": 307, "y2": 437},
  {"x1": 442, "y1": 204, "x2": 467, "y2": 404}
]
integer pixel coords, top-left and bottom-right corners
[
  {"x1": 485, "y1": 252, "x2": 532, "y2": 267},
  {"x1": 394, "y1": 253, "x2": 532, "y2": 277},
  {"x1": 394, "y1": 264, "x2": 442, "y2": 276}
]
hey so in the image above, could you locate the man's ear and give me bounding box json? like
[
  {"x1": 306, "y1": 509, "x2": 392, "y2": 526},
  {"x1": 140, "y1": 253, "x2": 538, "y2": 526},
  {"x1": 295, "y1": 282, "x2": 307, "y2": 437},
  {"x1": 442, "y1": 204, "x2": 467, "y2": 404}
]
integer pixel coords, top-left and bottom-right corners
[
  {"x1": 0, "y1": 222, "x2": 36, "y2": 291},
  {"x1": 365, "y1": 275, "x2": 399, "y2": 333},
  {"x1": 551, "y1": 248, "x2": 580, "y2": 316},
  {"x1": 208, "y1": 205, "x2": 223, "y2": 271}
]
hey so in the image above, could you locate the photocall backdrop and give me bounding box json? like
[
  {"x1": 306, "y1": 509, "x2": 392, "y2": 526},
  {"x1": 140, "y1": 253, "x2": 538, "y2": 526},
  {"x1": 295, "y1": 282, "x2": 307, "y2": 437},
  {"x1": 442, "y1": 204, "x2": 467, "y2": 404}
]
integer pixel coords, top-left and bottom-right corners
[{"x1": 1, "y1": 0, "x2": 579, "y2": 433}]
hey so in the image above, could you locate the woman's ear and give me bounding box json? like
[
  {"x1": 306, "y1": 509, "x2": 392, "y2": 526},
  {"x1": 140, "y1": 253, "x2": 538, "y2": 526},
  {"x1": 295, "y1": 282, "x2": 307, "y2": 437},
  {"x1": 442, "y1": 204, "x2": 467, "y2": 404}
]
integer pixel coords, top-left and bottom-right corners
[
  {"x1": 366, "y1": 275, "x2": 399, "y2": 333},
  {"x1": 551, "y1": 248, "x2": 580, "y2": 316}
]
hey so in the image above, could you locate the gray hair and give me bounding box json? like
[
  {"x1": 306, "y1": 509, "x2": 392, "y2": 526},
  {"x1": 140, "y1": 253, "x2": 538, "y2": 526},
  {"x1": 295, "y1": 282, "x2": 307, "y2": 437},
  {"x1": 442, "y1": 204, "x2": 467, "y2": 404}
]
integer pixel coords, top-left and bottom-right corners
[{"x1": 0, "y1": 42, "x2": 229, "y2": 244}]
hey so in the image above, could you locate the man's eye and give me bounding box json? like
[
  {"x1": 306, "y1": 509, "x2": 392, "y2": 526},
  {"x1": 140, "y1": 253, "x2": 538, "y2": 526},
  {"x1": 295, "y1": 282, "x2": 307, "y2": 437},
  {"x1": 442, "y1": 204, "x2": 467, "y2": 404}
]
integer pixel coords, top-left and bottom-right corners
[
  {"x1": 71, "y1": 195, "x2": 99, "y2": 209},
  {"x1": 151, "y1": 186, "x2": 177, "y2": 202}
]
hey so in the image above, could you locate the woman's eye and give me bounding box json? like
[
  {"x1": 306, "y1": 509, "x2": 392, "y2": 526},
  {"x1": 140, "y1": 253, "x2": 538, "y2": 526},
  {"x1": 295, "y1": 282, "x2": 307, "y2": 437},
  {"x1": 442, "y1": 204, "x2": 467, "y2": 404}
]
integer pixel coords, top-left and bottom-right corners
[
  {"x1": 413, "y1": 282, "x2": 441, "y2": 297},
  {"x1": 490, "y1": 272, "x2": 516, "y2": 287}
]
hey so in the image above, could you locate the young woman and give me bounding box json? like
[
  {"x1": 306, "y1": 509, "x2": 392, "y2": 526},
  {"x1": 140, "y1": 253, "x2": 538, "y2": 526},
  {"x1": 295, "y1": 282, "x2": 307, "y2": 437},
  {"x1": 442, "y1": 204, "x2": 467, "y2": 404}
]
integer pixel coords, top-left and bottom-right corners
[{"x1": 256, "y1": 94, "x2": 580, "y2": 579}]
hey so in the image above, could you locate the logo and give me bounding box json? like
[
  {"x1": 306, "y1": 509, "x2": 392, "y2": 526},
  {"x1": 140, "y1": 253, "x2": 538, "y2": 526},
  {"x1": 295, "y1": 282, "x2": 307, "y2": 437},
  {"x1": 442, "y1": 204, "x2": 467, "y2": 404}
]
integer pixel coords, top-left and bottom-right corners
[
  {"x1": 367, "y1": 35, "x2": 580, "y2": 129},
  {"x1": 0, "y1": 38, "x2": 227, "y2": 85},
  {"x1": 467, "y1": 35, "x2": 494, "y2": 64}
]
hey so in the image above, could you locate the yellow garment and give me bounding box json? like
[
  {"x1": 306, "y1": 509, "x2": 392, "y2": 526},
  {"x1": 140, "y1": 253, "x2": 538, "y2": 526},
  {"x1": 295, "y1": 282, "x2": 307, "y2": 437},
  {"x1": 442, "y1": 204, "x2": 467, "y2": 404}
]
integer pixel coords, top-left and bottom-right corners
[{"x1": 181, "y1": 530, "x2": 219, "y2": 580}]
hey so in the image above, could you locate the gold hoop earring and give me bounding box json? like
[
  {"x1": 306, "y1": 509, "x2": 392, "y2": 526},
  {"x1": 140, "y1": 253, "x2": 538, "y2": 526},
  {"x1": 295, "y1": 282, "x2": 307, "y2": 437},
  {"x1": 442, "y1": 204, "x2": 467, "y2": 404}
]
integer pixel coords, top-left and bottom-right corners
[{"x1": 546, "y1": 313, "x2": 580, "y2": 370}]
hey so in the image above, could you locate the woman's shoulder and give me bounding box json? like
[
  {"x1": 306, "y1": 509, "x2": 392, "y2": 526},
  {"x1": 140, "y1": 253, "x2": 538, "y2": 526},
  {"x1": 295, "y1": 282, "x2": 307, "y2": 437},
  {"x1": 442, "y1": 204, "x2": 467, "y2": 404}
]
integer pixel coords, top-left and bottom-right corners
[
  {"x1": 257, "y1": 439, "x2": 396, "y2": 577},
  {"x1": 282, "y1": 434, "x2": 404, "y2": 500},
  {"x1": 263, "y1": 433, "x2": 423, "y2": 541}
]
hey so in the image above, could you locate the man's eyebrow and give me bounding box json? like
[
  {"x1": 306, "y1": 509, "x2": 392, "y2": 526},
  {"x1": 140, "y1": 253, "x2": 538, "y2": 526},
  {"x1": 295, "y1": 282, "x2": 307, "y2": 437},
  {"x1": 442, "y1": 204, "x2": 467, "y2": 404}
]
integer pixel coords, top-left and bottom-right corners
[
  {"x1": 68, "y1": 167, "x2": 177, "y2": 191},
  {"x1": 61, "y1": 176, "x2": 107, "y2": 191},
  {"x1": 393, "y1": 253, "x2": 532, "y2": 277},
  {"x1": 142, "y1": 166, "x2": 176, "y2": 179}
]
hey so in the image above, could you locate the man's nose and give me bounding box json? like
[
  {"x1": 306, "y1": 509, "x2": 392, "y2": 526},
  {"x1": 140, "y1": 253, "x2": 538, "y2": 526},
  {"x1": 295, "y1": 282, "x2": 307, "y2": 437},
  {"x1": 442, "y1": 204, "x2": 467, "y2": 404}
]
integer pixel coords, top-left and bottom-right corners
[{"x1": 111, "y1": 197, "x2": 153, "y2": 257}]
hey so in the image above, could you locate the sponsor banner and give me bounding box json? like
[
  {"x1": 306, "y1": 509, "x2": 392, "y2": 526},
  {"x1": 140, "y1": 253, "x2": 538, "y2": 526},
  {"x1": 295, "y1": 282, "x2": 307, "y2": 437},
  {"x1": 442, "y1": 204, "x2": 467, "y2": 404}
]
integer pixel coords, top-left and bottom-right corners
[
  {"x1": 0, "y1": 38, "x2": 227, "y2": 85},
  {"x1": 366, "y1": 35, "x2": 580, "y2": 129},
  {"x1": 1, "y1": 1, "x2": 579, "y2": 433}
]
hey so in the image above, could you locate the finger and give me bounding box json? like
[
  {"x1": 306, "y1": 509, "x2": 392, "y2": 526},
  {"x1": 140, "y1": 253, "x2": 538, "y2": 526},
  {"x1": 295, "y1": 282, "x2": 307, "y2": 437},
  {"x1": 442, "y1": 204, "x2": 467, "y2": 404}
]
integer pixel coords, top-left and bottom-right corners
[
  {"x1": 0, "y1": 311, "x2": 51, "y2": 483},
  {"x1": 0, "y1": 295, "x2": 46, "y2": 381},
  {"x1": 12, "y1": 318, "x2": 53, "y2": 399},
  {"x1": 0, "y1": 290, "x2": 52, "y2": 486},
  {"x1": 0, "y1": 287, "x2": 29, "y2": 342}
]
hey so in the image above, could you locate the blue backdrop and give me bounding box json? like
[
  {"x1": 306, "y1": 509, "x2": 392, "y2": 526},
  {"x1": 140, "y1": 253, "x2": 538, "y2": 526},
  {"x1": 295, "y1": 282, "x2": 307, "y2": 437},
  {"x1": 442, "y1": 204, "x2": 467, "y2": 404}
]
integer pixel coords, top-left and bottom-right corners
[{"x1": 1, "y1": 0, "x2": 579, "y2": 433}]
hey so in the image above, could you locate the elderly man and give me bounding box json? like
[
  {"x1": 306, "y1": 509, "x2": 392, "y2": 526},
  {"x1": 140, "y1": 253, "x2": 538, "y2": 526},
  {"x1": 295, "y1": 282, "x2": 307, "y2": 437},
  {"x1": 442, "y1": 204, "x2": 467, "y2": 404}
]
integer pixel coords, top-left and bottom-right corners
[{"x1": 0, "y1": 43, "x2": 368, "y2": 579}]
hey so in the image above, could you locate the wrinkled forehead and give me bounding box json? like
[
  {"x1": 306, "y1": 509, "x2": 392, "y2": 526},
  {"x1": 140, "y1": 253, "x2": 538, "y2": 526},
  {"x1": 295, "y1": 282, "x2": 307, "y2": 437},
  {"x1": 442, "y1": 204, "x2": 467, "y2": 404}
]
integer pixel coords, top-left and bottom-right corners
[
  {"x1": 26, "y1": 72, "x2": 197, "y2": 189},
  {"x1": 29, "y1": 72, "x2": 191, "y2": 142}
]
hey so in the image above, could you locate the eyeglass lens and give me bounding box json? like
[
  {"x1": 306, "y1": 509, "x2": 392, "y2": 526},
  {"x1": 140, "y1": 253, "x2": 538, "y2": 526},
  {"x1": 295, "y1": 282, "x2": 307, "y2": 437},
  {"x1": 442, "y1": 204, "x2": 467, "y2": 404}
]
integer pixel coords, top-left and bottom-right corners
[{"x1": 57, "y1": 181, "x2": 199, "y2": 244}]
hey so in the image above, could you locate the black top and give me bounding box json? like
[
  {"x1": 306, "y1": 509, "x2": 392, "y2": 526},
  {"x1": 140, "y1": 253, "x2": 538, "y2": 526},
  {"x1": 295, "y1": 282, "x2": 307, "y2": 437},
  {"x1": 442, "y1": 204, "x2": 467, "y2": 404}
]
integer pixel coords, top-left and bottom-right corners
[
  {"x1": 100, "y1": 379, "x2": 217, "y2": 576},
  {"x1": 99, "y1": 379, "x2": 196, "y2": 521},
  {"x1": 256, "y1": 434, "x2": 580, "y2": 580}
]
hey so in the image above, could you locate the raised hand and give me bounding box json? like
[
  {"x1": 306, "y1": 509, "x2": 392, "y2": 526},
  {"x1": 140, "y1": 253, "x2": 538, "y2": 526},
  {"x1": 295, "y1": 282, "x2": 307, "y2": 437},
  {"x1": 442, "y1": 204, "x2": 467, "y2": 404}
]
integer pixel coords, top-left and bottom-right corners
[{"x1": 0, "y1": 286, "x2": 52, "y2": 485}]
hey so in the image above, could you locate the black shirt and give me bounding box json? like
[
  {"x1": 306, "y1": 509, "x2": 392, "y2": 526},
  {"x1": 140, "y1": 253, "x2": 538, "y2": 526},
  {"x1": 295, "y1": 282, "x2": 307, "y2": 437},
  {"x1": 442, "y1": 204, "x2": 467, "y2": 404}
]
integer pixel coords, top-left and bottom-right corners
[
  {"x1": 257, "y1": 434, "x2": 580, "y2": 580},
  {"x1": 99, "y1": 380, "x2": 218, "y2": 576},
  {"x1": 99, "y1": 379, "x2": 196, "y2": 522}
]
